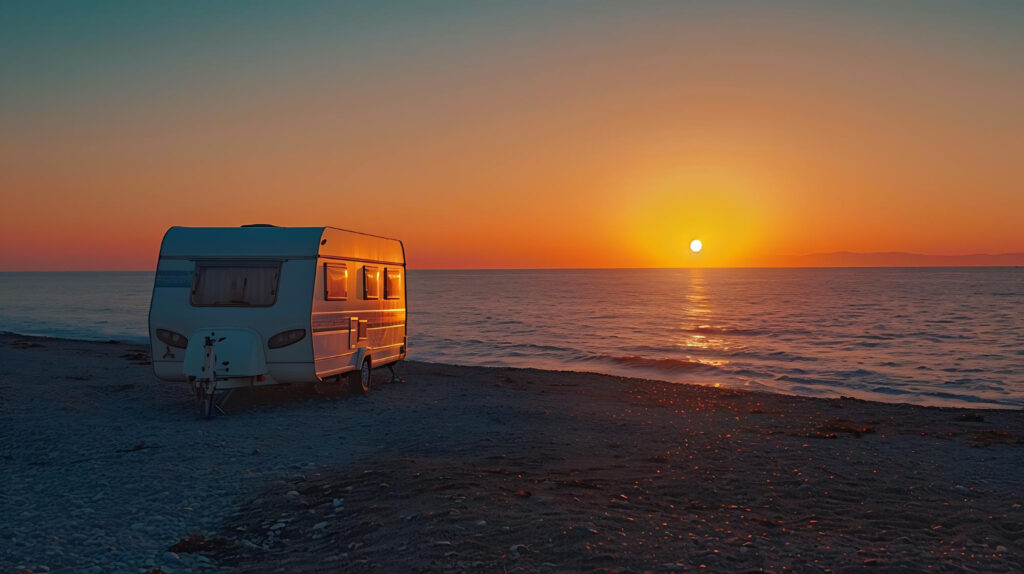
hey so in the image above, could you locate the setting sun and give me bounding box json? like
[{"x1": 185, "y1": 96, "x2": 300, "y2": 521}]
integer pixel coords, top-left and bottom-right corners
[{"x1": 690, "y1": 239, "x2": 703, "y2": 253}]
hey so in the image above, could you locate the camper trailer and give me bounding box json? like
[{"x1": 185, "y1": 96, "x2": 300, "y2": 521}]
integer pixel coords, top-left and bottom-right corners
[{"x1": 148, "y1": 225, "x2": 407, "y2": 417}]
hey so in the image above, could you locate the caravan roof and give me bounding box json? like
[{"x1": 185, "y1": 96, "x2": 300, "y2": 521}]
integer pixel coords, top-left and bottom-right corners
[{"x1": 159, "y1": 226, "x2": 405, "y2": 263}]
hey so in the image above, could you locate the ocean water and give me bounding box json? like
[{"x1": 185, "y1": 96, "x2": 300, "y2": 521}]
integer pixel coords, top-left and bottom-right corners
[{"x1": 0, "y1": 269, "x2": 1021, "y2": 409}]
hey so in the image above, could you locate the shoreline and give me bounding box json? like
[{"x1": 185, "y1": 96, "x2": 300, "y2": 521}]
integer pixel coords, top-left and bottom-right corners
[
  {"x1": 2, "y1": 330, "x2": 1018, "y2": 412},
  {"x1": 1, "y1": 332, "x2": 1022, "y2": 572}
]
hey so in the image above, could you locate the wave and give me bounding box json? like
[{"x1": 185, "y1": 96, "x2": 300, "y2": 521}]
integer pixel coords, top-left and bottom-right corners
[
  {"x1": 680, "y1": 325, "x2": 767, "y2": 336},
  {"x1": 591, "y1": 354, "x2": 720, "y2": 372}
]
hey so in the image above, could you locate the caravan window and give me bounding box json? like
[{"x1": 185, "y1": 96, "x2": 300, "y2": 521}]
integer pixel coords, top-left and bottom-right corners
[
  {"x1": 363, "y1": 266, "x2": 380, "y2": 300},
  {"x1": 324, "y1": 264, "x2": 347, "y2": 300},
  {"x1": 191, "y1": 261, "x2": 281, "y2": 307},
  {"x1": 384, "y1": 268, "x2": 402, "y2": 300}
]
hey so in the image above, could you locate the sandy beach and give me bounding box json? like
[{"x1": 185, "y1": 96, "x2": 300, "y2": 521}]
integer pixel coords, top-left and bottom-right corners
[{"x1": 1, "y1": 332, "x2": 1022, "y2": 573}]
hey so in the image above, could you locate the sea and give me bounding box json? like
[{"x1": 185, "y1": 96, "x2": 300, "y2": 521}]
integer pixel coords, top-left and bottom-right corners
[{"x1": 1, "y1": 268, "x2": 1021, "y2": 409}]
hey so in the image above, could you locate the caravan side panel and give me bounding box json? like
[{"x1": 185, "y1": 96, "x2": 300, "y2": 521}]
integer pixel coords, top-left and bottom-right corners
[{"x1": 311, "y1": 232, "x2": 406, "y2": 378}]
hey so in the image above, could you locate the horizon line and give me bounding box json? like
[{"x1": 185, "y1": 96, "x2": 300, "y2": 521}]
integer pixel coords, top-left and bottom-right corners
[{"x1": 2, "y1": 264, "x2": 1022, "y2": 273}]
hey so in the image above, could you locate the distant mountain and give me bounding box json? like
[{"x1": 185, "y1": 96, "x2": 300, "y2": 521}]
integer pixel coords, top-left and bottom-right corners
[{"x1": 771, "y1": 251, "x2": 1024, "y2": 267}]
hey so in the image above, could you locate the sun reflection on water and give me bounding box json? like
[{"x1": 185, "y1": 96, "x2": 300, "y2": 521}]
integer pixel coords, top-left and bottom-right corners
[{"x1": 674, "y1": 270, "x2": 733, "y2": 366}]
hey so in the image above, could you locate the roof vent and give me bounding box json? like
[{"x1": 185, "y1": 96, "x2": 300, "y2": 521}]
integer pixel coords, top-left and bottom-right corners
[{"x1": 241, "y1": 224, "x2": 278, "y2": 227}]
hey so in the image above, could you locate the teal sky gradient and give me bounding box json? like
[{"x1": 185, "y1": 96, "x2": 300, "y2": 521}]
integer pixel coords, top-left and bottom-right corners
[{"x1": 2, "y1": 1, "x2": 1022, "y2": 269}]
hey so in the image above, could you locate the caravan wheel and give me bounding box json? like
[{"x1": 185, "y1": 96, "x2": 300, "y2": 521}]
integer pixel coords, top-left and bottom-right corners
[{"x1": 350, "y1": 360, "x2": 371, "y2": 394}]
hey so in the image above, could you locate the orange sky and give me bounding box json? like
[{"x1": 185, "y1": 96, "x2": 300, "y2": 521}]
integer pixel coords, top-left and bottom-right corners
[{"x1": 1, "y1": 2, "x2": 1022, "y2": 270}]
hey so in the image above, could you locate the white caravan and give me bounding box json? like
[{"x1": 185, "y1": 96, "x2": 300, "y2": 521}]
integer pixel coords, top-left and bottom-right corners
[{"x1": 149, "y1": 225, "x2": 407, "y2": 417}]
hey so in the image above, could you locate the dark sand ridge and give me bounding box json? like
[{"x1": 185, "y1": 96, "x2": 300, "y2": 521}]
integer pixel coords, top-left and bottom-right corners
[{"x1": 0, "y1": 333, "x2": 1022, "y2": 573}]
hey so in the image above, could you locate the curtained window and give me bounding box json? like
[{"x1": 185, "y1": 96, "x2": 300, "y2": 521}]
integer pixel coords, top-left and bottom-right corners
[
  {"x1": 324, "y1": 264, "x2": 348, "y2": 300},
  {"x1": 191, "y1": 261, "x2": 281, "y2": 307},
  {"x1": 363, "y1": 266, "x2": 380, "y2": 300},
  {"x1": 384, "y1": 268, "x2": 402, "y2": 300}
]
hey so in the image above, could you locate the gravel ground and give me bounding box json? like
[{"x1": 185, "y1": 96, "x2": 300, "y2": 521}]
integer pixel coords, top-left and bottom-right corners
[
  {"x1": 0, "y1": 334, "x2": 518, "y2": 573},
  {"x1": 1, "y1": 332, "x2": 1023, "y2": 573}
]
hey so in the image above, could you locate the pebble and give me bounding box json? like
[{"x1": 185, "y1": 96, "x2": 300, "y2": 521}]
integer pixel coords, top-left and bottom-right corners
[
  {"x1": 953, "y1": 485, "x2": 971, "y2": 496},
  {"x1": 285, "y1": 491, "x2": 301, "y2": 499},
  {"x1": 312, "y1": 521, "x2": 328, "y2": 530}
]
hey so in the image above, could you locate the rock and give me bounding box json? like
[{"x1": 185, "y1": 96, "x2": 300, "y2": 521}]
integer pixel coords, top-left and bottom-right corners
[
  {"x1": 953, "y1": 485, "x2": 971, "y2": 496},
  {"x1": 285, "y1": 491, "x2": 300, "y2": 499},
  {"x1": 312, "y1": 521, "x2": 328, "y2": 530},
  {"x1": 996, "y1": 545, "x2": 1008, "y2": 553},
  {"x1": 88, "y1": 567, "x2": 102, "y2": 574},
  {"x1": 270, "y1": 522, "x2": 286, "y2": 531},
  {"x1": 474, "y1": 520, "x2": 487, "y2": 526},
  {"x1": 332, "y1": 498, "x2": 344, "y2": 507}
]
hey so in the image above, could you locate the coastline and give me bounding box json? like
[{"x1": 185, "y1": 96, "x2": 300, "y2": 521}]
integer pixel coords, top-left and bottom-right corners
[{"x1": 1, "y1": 332, "x2": 1022, "y2": 572}]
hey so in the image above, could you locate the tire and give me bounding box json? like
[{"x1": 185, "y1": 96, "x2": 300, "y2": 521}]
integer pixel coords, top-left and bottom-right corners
[{"x1": 350, "y1": 359, "x2": 371, "y2": 394}]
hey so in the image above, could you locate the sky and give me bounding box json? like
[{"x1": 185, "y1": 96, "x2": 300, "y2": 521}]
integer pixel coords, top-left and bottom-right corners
[{"x1": 1, "y1": 0, "x2": 1022, "y2": 270}]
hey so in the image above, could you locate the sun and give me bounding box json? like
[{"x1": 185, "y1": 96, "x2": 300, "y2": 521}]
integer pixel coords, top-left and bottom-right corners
[{"x1": 689, "y1": 239, "x2": 703, "y2": 253}]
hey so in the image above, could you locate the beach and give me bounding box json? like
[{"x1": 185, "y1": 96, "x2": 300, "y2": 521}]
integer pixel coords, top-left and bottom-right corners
[{"x1": 1, "y1": 332, "x2": 1022, "y2": 573}]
